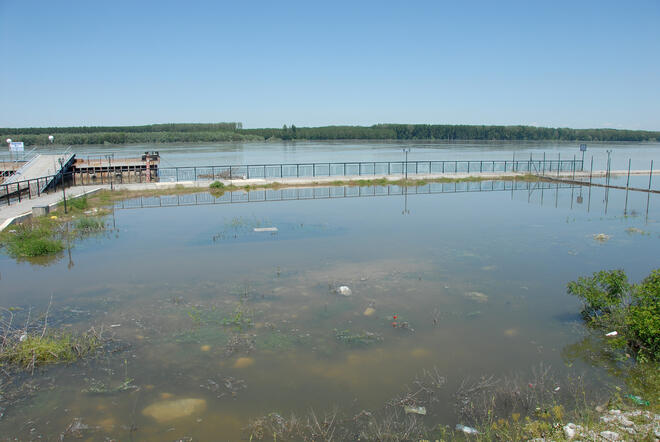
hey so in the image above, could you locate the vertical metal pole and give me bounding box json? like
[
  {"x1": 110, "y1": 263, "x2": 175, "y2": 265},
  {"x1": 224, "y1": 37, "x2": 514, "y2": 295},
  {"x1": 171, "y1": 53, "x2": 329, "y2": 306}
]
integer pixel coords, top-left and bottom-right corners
[
  {"x1": 649, "y1": 160, "x2": 654, "y2": 191},
  {"x1": 557, "y1": 153, "x2": 561, "y2": 177},
  {"x1": 543, "y1": 152, "x2": 546, "y2": 175},
  {"x1": 572, "y1": 155, "x2": 576, "y2": 179},
  {"x1": 480, "y1": 161, "x2": 482, "y2": 173},
  {"x1": 467, "y1": 161, "x2": 470, "y2": 173},
  {"x1": 194, "y1": 167, "x2": 197, "y2": 181},
  {"x1": 17, "y1": 182, "x2": 21, "y2": 202},
  {"x1": 280, "y1": 164, "x2": 283, "y2": 178},
  {"x1": 626, "y1": 158, "x2": 631, "y2": 189},
  {"x1": 589, "y1": 156, "x2": 593, "y2": 185}
]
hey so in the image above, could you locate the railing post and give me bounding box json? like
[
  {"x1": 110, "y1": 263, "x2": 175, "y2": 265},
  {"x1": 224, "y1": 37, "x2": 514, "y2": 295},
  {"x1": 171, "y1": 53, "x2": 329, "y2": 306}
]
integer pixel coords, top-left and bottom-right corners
[
  {"x1": 194, "y1": 167, "x2": 197, "y2": 181},
  {"x1": 5, "y1": 184, "x2": 9, "y2": 206},
  {"x1": 17, "y1": 182, "x2": 21, "y2": 202},
  {"x1": 649, "y1": 160, "x2": 654, "y2": 191},
  {"x1": 467, "y1": 161, "x2": 470, "y2": 173}
]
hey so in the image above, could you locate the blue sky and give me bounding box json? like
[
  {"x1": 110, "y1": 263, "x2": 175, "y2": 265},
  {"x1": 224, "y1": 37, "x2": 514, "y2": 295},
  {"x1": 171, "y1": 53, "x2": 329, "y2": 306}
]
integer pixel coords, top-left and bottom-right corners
[{"x1": 1, "y1": 0, "x2": 659, "y2": 129}]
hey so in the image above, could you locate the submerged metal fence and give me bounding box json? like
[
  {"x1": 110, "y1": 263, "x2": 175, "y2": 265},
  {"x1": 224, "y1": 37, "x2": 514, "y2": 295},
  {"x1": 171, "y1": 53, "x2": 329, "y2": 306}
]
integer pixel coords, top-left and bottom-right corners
[{"x1": 113, "y1": 179, "x2": 578, "y2": 210}]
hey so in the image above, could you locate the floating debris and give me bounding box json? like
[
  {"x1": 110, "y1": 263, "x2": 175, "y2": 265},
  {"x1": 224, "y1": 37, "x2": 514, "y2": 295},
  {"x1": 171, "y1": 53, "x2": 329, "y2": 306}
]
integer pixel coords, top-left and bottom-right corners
[
  {"x1": 593, "y1": 233, "x2": 611, "y2": 242},
  {"x1": 200, "y1": 345, "x2": 211, "y2": 352},
  {"x1": 625, "y1": 394, "x2": 649, "y2": 406},
  {"x1": 253, "y1": 227, "x2": 278, "y2": 232},
  {"x1": 605, "y1": 331, "x2": 618, "y2": 337},
  {"x1": 337, "y1": 286, "x2": 352, "y2": 296},
  {"x1": 464, "y1": 291, "x2": 488, "y2": 303},
  {"x1": 363, "y1": 307, "x2": 375, "y2": 316},
  {"x1": 456, "y1": 424, "x2": 479, "y2": 435},
  {"x1": 404, "y1": 405, "x2": 426, "y2": 415}
]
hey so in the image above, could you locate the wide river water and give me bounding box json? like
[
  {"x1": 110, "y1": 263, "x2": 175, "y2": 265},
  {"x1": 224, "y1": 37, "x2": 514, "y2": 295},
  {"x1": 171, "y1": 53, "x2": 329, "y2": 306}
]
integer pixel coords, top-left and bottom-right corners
[{"x1": 0, "y1": 141, "x2": 658, "y2": 440}]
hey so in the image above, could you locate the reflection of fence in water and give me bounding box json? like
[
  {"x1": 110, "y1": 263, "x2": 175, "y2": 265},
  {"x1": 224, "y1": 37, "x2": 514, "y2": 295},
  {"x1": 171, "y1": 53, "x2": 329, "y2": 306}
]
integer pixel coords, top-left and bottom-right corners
[{"x1": 114, "y1": 180, "x2": 577, "y2": 210}]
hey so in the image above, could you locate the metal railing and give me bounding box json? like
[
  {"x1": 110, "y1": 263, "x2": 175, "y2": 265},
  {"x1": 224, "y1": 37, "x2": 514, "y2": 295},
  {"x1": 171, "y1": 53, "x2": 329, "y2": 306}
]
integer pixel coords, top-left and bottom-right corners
[
  {"x1": 155, "y1": 158, "x2": 583, "y2": 182},
  {"x1": 0, "y1": 157, "x2": 585, "y2": 207}
]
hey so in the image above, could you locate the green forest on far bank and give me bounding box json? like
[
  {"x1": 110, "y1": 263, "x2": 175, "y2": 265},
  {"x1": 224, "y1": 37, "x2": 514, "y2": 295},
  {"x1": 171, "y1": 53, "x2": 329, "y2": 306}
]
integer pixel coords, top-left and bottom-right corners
[{"x1": 2, "y1": 123, "x2": 659, "y2": 146}]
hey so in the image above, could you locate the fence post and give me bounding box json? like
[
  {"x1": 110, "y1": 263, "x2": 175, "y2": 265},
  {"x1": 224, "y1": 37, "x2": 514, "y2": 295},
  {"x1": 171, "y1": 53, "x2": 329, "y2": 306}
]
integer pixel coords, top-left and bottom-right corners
[
  {"x1": 589, "y1": 156, "x2": 593, "y2": 185},
  {"x1": 649, "y1": 160, "x2": 654, "y2": 191},
  {"x1": 194, "y1": 167, "x2": 197, "y2": 181},
  {"x1": 5, "y1": 184, "x2": 9, "y2": 205},
  {"x1": 17, "y1": 182, "x2": 21, "y2": 202},
  {"x1": 626, "y1": 158, "x2": 631, "y2": 189},
  {"x1": 572, "y1": 155, "x2": 576, "y2": 179}
]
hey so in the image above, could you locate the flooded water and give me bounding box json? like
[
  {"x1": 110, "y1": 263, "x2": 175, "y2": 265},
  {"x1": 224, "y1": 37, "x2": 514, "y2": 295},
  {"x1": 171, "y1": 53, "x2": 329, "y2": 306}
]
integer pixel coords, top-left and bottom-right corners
[{"x1": 0, "y1": 178, "x2": 658, "y2": 439}]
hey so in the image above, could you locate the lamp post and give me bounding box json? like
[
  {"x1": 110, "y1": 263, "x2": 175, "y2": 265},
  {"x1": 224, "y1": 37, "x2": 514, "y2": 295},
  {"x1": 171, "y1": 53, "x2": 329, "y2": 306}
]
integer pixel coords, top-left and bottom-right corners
[
  {"x1": 58, "y1": 158, "x2": 67, "y2": 214},
  {"x1": 105, "y1": 154, "x2": 113, "y2": 190},
  {"x1": 6, "y1": 138, "x2": 12, "y2": 163},
  {"x1": 402, "y1": 148, "x2": 411, "y2": 181}
]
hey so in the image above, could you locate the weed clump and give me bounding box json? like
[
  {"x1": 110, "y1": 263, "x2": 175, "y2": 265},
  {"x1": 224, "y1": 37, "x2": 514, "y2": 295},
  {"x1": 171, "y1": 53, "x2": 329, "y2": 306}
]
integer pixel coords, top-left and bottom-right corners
[
  {"x1": 1, "y1": 332, "x2": 100, "y2": 369},
  {"x1": 74, "y1": 217, "x2": 105, "y2": 232},
  {"x1": 0, "y1": 218, "x2": 64, "y2": 257},
  {"x1": 210, "y1": 181, "x2": 225, "y2": 189}
]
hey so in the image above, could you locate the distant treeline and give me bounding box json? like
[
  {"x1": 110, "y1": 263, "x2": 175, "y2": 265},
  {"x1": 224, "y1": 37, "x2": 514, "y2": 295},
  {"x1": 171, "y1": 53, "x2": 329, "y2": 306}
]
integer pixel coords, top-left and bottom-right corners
[
  {"x1": 2, "y1": 123, "x2": 659, "y2": 146},
  {"x1": 244, "y1": 124, "x2": 660, "y2": 142}
]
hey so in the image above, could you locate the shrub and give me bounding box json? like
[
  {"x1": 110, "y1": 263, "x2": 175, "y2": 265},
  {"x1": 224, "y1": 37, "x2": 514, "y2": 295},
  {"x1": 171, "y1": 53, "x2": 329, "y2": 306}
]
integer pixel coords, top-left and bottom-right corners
[
  {"x1": 210, "y1": 181, "x2": 225, "y2": 189},
  {"x1": 567, "y1": 269, "x2": 659, "y2": 361}
]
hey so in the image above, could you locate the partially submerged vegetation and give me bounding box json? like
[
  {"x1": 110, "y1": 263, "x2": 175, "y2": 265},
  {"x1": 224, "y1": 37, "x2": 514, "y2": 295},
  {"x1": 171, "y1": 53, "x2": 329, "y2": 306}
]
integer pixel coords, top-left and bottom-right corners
[
  {"x1": 567, "y1": 268, "x2": 659, "y2": 362},
  {"x1": 0, "y1": 306, "x2": 105, "y2": 374},
  {"x1": 0, "y1": 195, "x2": 109, "y2": 260}
]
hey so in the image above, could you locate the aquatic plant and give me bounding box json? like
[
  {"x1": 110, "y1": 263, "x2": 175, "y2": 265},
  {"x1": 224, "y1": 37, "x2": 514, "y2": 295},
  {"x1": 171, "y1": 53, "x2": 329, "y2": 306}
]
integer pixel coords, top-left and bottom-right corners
[
  {"x1": 333, "y1": 329, "x2": 383, "y2": 346},
  {"x1": 209, "y1": 181, "x2": 225, "y2": 189},
  {"x1": 74, "y1": 216, "x2": 105, "y2": 232}
]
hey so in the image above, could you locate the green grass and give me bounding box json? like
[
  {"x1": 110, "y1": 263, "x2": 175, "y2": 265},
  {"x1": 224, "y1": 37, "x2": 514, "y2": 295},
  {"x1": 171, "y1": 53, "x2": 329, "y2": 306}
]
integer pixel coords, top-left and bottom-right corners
[
  {"x1": 0, "y1": 218, "x2": 64, "y2": 257},
  {"x1": 0, "y1": 332, "x2": 101, "y2": 370},
  {"x1": 74, "y1": 216, "x2": 105, "y2": 231}
]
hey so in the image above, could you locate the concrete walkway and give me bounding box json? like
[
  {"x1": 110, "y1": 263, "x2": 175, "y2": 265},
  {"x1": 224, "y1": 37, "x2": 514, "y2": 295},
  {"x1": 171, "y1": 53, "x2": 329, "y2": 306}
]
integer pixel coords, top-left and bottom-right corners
[{"x1": 0, "y1": 186, "x2": 104, "y2": 231}]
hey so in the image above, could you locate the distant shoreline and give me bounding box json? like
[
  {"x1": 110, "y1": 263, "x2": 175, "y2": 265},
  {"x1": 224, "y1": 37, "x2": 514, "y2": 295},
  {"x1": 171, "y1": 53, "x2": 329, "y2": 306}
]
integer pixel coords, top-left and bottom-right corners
[{"x1": 2, "y1": 123, "x2": 660, "y2": 147}]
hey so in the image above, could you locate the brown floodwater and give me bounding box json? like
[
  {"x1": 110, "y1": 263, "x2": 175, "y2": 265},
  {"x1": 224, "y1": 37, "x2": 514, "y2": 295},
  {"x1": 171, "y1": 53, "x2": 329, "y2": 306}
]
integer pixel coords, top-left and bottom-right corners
[{"x1": 0, "y1": 180, "x2": 657, "y2": 440}]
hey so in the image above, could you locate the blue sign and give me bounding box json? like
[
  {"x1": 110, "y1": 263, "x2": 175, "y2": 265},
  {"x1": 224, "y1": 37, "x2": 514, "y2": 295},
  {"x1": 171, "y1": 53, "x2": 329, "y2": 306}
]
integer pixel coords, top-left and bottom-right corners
[
  {"x1": 9, "y1": 141, "x2": 24, "y2": 152},
  {"x1": 579, "y1": 144, "x2": 587, "y2": 152}
]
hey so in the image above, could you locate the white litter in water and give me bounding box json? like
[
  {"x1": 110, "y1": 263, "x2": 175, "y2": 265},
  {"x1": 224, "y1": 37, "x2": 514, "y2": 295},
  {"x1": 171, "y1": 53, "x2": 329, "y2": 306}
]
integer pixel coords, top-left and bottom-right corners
[
  {"x1": 110, "y1": 324, "x2": 121, "y2": 328},
  {"x1": 253, "y1": 227, "x2": 278, "y2": 232},
  {"x1": 19, "y1": 333, "x2": 28, "y2": 342},
  {"x1": 337, "y1": 286, "x2": 352, "y2": 296},
  {"x1": 605, "y1": 331, "x2": 618, "y2": 337}
]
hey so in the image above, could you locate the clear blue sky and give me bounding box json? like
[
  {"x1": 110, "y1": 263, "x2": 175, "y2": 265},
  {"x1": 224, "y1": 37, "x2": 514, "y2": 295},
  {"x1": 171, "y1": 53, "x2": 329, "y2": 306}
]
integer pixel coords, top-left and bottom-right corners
[{"x1": 1, "y1": 0, "x2": 659, "y2": 130}]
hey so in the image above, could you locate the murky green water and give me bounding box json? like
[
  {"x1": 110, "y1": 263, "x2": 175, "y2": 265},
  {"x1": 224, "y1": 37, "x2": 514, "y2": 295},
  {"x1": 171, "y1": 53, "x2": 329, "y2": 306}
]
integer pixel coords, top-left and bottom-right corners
[{"x1": 0, "y1": 181, "x2": 658, "y2": 440}]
